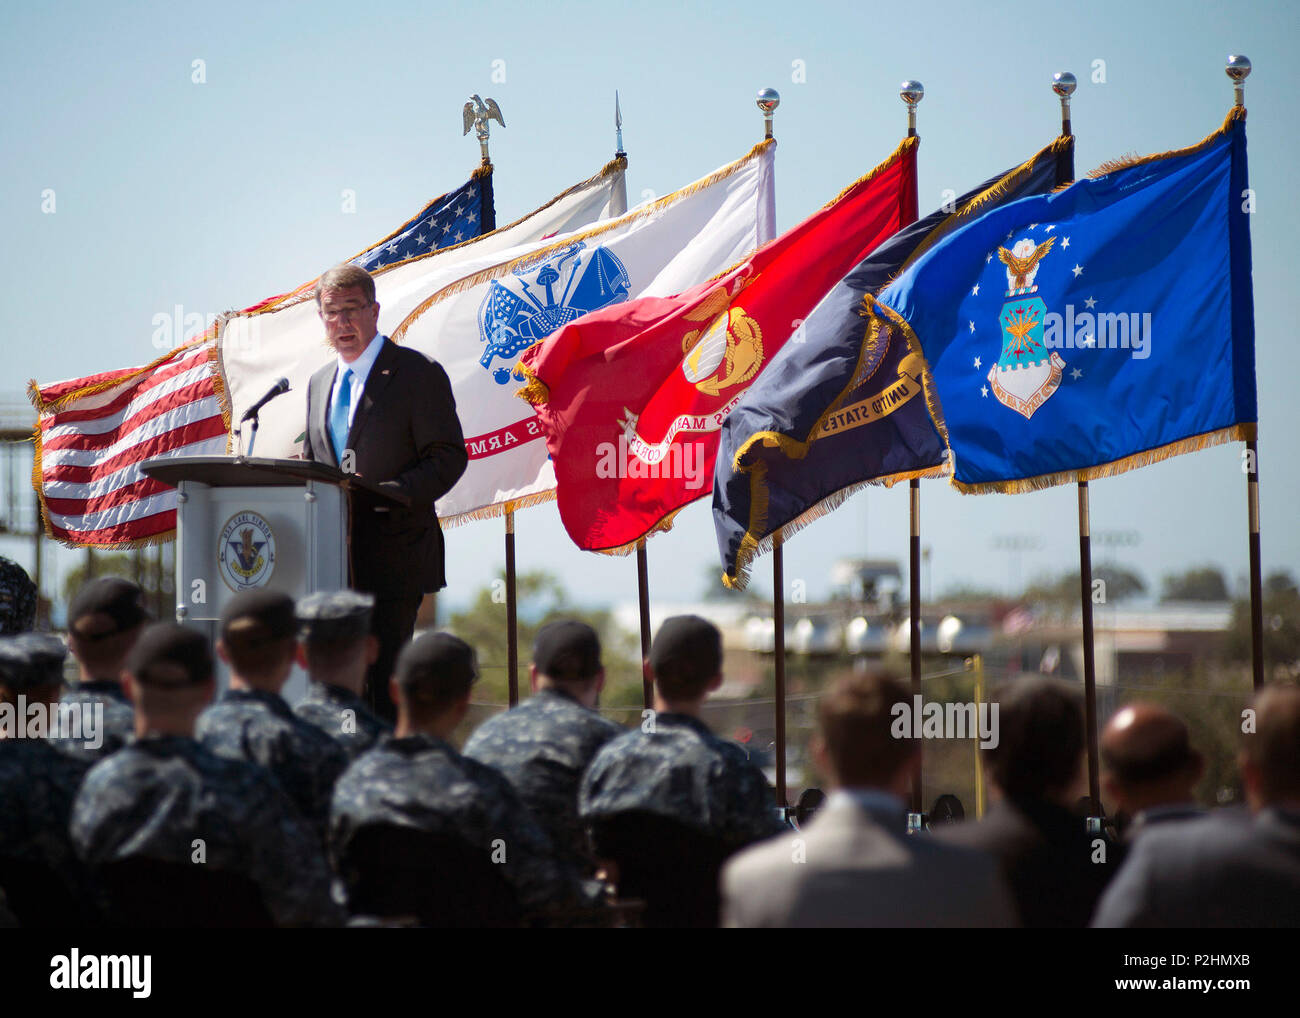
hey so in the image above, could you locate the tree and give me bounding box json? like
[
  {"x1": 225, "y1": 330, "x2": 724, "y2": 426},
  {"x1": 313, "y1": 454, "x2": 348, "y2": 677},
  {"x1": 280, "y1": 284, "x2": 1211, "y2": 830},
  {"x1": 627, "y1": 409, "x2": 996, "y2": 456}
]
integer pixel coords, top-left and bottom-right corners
[
  {"x1": 1225, "y1": 571, "x2": 1300, "y2": 676},
  {"x1": 1161, "y1": 566, "x2": 1229, "y2": 602},
  {"x1": 446, "y1": 570, "x2": 644, "y2": 709},
  {"x1": 1022, "y1": 564, "x2": 1146, "y2": 606}
]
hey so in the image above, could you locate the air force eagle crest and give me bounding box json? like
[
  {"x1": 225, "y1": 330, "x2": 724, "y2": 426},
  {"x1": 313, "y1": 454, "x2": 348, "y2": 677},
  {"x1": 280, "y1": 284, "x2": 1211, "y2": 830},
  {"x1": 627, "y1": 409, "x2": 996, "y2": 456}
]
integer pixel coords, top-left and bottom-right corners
[
  {"x1": 478, "y1": 241, "x2": 630, "y2": 384},
  {"x1": 987, "y1": 236, "x2": 1065, "y2": 419}
]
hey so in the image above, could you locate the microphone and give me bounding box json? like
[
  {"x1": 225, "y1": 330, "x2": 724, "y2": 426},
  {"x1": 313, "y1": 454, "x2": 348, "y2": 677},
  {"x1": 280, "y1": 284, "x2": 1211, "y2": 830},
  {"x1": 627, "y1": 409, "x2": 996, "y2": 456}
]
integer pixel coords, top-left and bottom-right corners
[{"x1": 240, "y1": 378, "x2": 290, "y2": 423}]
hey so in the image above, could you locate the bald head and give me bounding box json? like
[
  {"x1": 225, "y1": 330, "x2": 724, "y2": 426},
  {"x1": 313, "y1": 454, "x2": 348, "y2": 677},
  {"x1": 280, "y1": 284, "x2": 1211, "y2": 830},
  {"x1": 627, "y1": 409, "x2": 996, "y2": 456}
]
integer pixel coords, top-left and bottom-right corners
[
  {"x1": 1100, "y1": 703, "x2": 1202, "y2": 819},
  {"x1": 1241, "y1": 684, "x2": 1300, "y2": 810}
]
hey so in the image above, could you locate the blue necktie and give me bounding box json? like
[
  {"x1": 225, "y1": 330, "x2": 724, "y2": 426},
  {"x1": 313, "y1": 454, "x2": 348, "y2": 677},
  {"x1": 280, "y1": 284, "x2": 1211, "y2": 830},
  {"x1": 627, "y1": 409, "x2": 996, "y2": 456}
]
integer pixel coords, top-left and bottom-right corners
[{"x1": 329, "y1": 368, "x2": 353, "y2": 464}]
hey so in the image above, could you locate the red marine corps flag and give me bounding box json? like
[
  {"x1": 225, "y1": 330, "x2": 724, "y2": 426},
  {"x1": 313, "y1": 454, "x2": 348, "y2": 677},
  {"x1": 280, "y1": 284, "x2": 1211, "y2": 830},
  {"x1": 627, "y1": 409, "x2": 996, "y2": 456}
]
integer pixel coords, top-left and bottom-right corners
[{"x1": 520, "y1": 136, "x2": 918, "y2": 552}]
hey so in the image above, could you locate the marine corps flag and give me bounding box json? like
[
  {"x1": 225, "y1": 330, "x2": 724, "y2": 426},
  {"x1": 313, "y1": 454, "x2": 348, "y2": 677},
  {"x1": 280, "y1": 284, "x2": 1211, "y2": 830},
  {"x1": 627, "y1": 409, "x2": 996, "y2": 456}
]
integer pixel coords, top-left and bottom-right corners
[
  {"x1": 869, "y1": 110, "x2": 1255, "y2": 493},
  {"x1": 520, "y1": 136, "x2": 919, "y2": 552},
  {"x1": 715, "y1": 136, "x2": 1074, "y2": 588}
]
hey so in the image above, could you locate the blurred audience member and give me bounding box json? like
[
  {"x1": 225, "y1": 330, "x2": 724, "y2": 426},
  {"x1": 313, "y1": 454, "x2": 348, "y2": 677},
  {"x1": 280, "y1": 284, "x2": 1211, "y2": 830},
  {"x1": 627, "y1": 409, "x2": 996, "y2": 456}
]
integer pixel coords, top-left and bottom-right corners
[
  {"x1": 722, "y1": 671, "x2": 1016, "y2": 928},
  {"x1": 1100, "y1": 703, "x2": 1204, "y2": 841},
  {"x1": 1092, "y1": 683, "x2": 1300, "y2": 927},
  {"x1": 937, "y1": 676, "x2": 1117, "y2": 926}
]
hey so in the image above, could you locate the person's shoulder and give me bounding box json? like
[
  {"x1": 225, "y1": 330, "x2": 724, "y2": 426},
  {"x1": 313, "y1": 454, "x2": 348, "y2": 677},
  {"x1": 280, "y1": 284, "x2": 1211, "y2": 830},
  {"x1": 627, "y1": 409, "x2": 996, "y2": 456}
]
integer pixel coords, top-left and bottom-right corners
[{"x1": 384, "y1": 339, "x2": 447, "y2": 377}]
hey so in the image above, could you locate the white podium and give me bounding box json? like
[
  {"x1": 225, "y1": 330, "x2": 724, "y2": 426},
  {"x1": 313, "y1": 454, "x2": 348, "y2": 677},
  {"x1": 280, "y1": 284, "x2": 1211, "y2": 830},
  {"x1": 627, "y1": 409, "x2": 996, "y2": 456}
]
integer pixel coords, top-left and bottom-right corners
[{"x1": 140, "y1": 455, "x2": 407, "y2": 699}]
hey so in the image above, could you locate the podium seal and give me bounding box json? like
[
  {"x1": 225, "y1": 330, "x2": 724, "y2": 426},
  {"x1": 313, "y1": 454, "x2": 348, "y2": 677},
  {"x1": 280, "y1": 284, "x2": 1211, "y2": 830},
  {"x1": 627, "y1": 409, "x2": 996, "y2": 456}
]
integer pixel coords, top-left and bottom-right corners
[{"x1": 218, "y1": 510, "x2": 277, "y2": 591}]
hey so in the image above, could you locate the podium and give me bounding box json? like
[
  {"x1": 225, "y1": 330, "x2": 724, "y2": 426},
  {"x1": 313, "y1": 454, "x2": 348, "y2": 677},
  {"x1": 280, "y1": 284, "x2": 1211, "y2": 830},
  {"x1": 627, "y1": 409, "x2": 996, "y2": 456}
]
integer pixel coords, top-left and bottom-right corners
[{"x1": 140, "y1": 455, "x2": 408, "y2": 697}]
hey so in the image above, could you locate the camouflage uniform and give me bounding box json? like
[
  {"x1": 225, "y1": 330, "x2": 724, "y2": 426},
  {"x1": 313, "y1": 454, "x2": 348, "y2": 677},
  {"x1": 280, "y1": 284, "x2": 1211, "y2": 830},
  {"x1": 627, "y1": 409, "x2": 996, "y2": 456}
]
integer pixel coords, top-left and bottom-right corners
[
  {"x1": 0, "y1": 557, "x2": 36, "y2": 635},
  {"x1": 196, "y1": 688, "x2": 348, "y2": 843},
  {"x1": 463, "y1": 688, "x2": 625, "y2": 868},
  {"x1": 331, "y1": 733, "x2": 595, "y2": 912},
  {"x1": 70, "y1": 733, "x2": 341, "y2": 927},
  {"x1": 579, "y1": 712, "x2": 786, "y2": 849},
  {"x1": 0, "y1": 736, "x2": 92, "y2": 917},
  {"x1": 294, "y1": 682, "x2": 390, "y2": 761},
  {"x1": 48, "y1": 680, "x2": 135, "y2": 765}
]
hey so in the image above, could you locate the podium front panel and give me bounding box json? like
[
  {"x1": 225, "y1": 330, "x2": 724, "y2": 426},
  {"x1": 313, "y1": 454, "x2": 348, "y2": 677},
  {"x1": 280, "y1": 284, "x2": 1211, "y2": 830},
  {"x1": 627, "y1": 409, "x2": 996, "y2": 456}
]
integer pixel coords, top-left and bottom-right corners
[{"x1": 175, "y1": 478, "x2": 347, "y2": 700}]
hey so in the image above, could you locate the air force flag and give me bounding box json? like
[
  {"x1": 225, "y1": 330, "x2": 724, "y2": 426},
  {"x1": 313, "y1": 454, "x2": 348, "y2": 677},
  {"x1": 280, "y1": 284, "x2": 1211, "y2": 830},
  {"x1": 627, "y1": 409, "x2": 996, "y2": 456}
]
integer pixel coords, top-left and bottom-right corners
[{"x1": 870, "y1": 109, "x2": 1256, "y2": 493}]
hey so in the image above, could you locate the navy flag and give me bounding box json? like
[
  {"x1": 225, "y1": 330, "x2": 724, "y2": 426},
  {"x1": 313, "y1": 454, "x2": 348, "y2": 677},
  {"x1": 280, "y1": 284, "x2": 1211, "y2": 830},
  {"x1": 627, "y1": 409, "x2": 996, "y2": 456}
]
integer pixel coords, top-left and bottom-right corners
[
  {"x1": 715, "y1": 136, "x2": 1073, "y2": 589},
  {"x1": 351, "y1": 167, "x2": 494, "y2": 273},
  {"x1": 870, "y1": 109, "x2": 1255, "y2": 494}
]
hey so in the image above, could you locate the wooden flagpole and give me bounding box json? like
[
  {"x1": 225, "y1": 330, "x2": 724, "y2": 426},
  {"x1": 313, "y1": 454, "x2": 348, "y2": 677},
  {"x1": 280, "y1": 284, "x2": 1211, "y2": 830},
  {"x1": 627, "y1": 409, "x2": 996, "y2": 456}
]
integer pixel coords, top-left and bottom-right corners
[
  {"x1": 757, "y1": 85, "x2": 789, "y2": 807},
  {"x1": 1226, "y1": 56, "x2": 1264, "y2": 690},
  {"x1": 901, "y1": 80, "x2": 925, "y2": 827},
  {"x1": 505, "y1": 509, "x2": 519, "y2": 706},
  {"x1": 1051, "y1": 72, "x2": 1103, "y2": 818}
]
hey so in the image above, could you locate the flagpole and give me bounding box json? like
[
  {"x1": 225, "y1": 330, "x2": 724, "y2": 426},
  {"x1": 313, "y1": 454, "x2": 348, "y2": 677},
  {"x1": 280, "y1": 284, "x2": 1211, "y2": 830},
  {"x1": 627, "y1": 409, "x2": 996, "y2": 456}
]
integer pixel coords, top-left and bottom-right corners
[
  {"x1": 612, "y1": 91, "x2": 628, "y2": 217},
  {"x1": 755, "y1": 86, "x2": 788, "y2": 808},
  {"x1": 901, "y1": 79, "x2": 925, "y2": 828},
  {"x1": 1052, "y1": 71, "x2": 1103, "y2": 818},
  {"x1": 505, "y1": 509, "x2": 519, "y2": 706},
  {"x1": 636, "y1": 539, "x2": 652, "y2": 708},
  {"x1": 1227, "y1": 55, "x2": 1264, "y2": 690}
]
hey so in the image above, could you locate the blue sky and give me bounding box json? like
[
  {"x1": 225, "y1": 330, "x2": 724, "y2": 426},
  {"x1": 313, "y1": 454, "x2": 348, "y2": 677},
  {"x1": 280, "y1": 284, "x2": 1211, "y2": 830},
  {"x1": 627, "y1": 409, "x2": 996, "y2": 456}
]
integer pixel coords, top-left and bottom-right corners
[{"x1": 3, "y1": 0, "x2": 1297, "y2": 611}]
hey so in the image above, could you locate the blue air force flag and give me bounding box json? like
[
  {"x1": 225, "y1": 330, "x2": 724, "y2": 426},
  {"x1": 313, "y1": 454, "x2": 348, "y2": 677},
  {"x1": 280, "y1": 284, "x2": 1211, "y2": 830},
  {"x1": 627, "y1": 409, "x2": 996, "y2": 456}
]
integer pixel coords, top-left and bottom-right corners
[
  {"x1": 870, "y1": 110, "x2": 1255, "y2": 493},
  {"x1": 714, "y1": 136, "x2": 1073, "y2": 587}
]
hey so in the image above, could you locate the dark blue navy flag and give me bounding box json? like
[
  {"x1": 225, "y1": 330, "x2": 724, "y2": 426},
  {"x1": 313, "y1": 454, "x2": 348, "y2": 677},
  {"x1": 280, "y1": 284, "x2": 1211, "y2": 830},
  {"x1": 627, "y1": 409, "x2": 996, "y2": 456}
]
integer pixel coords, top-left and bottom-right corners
[
  {"x1": 715, "y1": 137, "x2": 1073, "y2": 588},
  {"x1": 351, "y1": 167, "x2": 494, "y2": 272},
  {"x1": 871, "y1": 110, "x2": 1254, "y2": 494}
]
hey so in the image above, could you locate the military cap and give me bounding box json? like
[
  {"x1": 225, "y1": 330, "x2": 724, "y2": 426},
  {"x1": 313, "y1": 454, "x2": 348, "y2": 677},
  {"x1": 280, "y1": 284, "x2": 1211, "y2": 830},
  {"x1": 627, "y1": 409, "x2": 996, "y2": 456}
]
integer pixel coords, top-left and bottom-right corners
[
  {"x1": 0, "y1": 637, "x2": 37, "y2": 691},
  {"x1": 14, "y1": 633, "x2": 67, "y2": 687},
  {"x1": 68, "y1": 577, "x2": 150, "y2": 641},
  {"x1": 296, "y1": 590, "x2": 374, "y2": 644},
  {"x1": 394, "y1": 631, "x2": 477, "y2": 698},
  {"x1": 649, "y1": 615, "x2": 722, "y2": 677},
  {"x1": 126, "y1": 623, "x2": 213, "y2": 686},
  {"x1": 220, "y1": 589, "x2": 296, "y2": 644},
  {"x1": 532, "y1": 620, "x2": 602, "y2": 682}
]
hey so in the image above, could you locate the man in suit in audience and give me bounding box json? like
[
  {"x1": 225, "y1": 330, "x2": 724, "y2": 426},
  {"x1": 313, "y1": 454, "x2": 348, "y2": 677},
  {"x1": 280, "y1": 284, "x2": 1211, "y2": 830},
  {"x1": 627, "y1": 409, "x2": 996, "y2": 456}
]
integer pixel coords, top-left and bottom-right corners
[
  {"x1": 1100, "y1": 702, "x2": 1205, "y2": 842},
  {"x1": 1092, "y1": 683, "x2": 1300, "y2": 927},
  {"x1": 937, "y1": 676, "x2": 1118, "y2": 927},
  {"x1": 721, "y1": 670, "x2": 1016, "y2": 928}
]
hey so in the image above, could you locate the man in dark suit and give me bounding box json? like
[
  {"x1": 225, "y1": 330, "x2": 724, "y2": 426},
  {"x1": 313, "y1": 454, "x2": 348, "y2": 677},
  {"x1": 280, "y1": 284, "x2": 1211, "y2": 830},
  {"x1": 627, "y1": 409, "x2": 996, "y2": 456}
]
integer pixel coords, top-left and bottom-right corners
[
  {"x1": 1100, "y1": 702, "x2": 1205, "y2": 842},
  {"x1": 303, "y1": 264, "x2": 467, "y2": 720},
  {"x1": 936, "y1": 676, "x2": 1119, "y2": 926},
  {"x1": 1092, "y1": 683, "x2": 1300, "y2": 927}
]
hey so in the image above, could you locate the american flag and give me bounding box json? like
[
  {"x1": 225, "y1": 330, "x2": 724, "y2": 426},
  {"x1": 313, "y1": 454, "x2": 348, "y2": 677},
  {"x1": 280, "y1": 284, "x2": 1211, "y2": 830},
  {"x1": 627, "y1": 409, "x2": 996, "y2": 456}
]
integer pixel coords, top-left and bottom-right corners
[{"x1": 29, "y1": 168, "x2": 495, "y2": 547}]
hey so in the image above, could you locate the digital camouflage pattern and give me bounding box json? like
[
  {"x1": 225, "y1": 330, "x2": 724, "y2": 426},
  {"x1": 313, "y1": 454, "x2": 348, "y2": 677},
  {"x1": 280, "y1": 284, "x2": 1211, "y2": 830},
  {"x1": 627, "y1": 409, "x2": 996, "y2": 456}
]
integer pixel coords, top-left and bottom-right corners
[
  {"x1": 294, "y1": 682, "x2": 391, "y2": 761},
  {"x1": 0, "y1": 736, "x2": 90, "y2": 902},
  {"x1": 0, "y1": 558, "x2": 36, "y2": 635},
  {"x1": 196, "y1": 687, "x2": 348, "y2": 843},
  {"x1": 48, "y1": 681, "x2": 135, "y2": 764},
  {"x1": 463, "y1": 687, "x2": 625, "y2": 868},
  {"x1": 579, "y1": 712, "x2": 786, "y2": 848},
  {"x1": 331, "y1": 732, "x2": 596, "y2": 912},
  {"x1": 70, "y1": 734, "x2": 341, "y2": 927}
]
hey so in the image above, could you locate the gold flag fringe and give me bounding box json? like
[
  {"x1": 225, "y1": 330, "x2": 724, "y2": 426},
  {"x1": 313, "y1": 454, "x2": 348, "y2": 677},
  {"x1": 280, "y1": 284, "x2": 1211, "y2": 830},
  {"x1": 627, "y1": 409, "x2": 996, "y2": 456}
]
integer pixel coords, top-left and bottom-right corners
[
  {"x1": 723, "y1": 457, "x2": 947, "y2": 590},
  {"x1": 390, "y1": 141, "x2": 775, "y2": 342},
  {"x1": 582, "y1": 503, "x2": 692, "y2": 558},
  {"x1": 439, "y1": 488, "x2": 557, "y2": 529},
  {"x1": 904, "y1": 135, "x2": 1074, "y2": 271},
  {"x1": 514, "y1": 360, "x2": 550, "y2": 407},
  {"x1": 721, "y1": 134, "x2": 1076, "y2": 586},
  {"x1": 1089, "y1": 106, "x2": 1245, "y2": 179},
  {"x1": 949, "y1": 423, "x2": 1256, "y2": 495}
]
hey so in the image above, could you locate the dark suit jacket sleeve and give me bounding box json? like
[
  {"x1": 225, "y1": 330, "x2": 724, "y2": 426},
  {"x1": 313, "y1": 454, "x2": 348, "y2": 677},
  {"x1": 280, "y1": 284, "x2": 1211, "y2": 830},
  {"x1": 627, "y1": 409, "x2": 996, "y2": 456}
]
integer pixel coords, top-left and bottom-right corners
[{"x1": 377, "y1": 358, "x2": 468, "y2": 516}]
